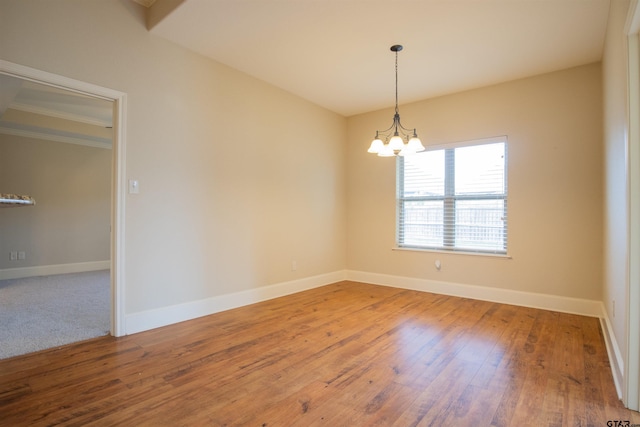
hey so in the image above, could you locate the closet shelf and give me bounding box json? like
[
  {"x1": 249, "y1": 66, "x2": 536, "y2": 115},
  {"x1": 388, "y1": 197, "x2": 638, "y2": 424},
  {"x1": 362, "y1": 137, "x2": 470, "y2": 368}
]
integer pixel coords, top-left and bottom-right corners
[{"x1": 0, "y1": 194, "x2": 36, "y2": 208}]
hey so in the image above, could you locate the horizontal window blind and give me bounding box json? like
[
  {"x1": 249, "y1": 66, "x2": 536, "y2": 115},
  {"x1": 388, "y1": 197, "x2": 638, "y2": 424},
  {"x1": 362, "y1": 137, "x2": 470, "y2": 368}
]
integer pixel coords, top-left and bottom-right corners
[{"x1": 397, "y1": 138, "x2": 507, "y2": 254}]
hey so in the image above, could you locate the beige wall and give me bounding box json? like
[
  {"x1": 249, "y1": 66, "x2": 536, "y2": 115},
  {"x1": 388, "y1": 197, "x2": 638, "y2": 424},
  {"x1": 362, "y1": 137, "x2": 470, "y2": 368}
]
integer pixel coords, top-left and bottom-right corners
[
  {"x1": 0, "y1": 135, "x2": 111, "y2": 269},
  {"x1": 347, "y1": 63, "x2": 603, "y2": 300},
  {"x1": 602, "y1": 0, "x2": 631, "y2": 375},
  {"x1": 0, "y1": 0, "x2": 347, "y2": 314}
]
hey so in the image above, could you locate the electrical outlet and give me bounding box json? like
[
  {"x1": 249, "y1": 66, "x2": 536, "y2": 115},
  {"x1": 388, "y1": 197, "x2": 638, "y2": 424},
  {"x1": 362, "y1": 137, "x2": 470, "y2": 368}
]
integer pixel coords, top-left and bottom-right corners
[
  {"x1": 10, "y1": 251, "x2": 17, "y2": 261},
  {"x1": 18, "y1": 251, "x2": 26, "y2": 260}
]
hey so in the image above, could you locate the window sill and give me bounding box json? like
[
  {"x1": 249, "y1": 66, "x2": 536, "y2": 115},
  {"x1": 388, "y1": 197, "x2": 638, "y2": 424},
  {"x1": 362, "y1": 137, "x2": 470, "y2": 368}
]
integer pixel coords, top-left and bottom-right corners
[{"x1": 392, "y1": 246, "x2": 512, "y2": 259}]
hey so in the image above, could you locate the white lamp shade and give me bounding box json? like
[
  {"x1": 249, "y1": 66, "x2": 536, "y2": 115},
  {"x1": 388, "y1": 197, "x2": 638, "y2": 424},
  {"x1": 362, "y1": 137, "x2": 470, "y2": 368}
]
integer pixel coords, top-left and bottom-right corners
[
  {"x1": 408, "y1": 136, "x2": 425, "y2": 152},
  {"x1": 398, "y1": 145, "x2": 416, "y2": 156},
  {"x1": 367, "y1": 138, "x2": 384, "y2": 153},
  {"x1": 389, "y1": 135, "x2": 405, "y2": 151},
  {"x1": 377, "y1": 144, "x2": 395, "y2": 157}
]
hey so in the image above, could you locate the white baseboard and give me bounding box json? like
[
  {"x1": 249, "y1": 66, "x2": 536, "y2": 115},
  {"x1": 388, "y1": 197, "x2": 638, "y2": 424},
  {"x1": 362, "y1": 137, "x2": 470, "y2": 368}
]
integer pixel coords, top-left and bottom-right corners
[
  {"x1": 0, "y1": 260, "x2": 111, "y2": 280},
  {"x1": 125, "y1": 269, "x2": 606, "y2": 335},
  {"x1": 600, "y1": 310, "x2": 624, "y2": 399},
  {"x1": 125, "y1": 270, "x2": 347, "y2": 335},
  {"x1": 346, "y1": 270, "x2": 604, "y2": 318}
]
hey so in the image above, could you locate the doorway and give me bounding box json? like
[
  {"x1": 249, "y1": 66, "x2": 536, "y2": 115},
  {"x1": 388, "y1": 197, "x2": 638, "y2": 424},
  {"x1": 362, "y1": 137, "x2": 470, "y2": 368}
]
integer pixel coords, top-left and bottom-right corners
[{"x1": 0, "y1": 60, "x2": 126, "y2": 341}]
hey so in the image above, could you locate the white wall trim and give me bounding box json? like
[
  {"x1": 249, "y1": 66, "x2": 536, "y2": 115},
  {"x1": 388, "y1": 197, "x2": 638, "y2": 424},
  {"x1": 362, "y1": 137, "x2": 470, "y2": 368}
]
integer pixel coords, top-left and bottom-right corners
[
  {"x1": 601, "y1": 309, "x2": 625, "y2": 399},
  {"x1": 346, "y1": 270, "x2": 604, "y2": 318},
  {"x1": 0, "y1": 60, "x2": 119, "y2": 101},
  {"x1": 0, "y1": 261, "x2": 110, "y2": 280},
  {"x1": 0, "y1": 125, "x2": 112, "y2": 149},
  {"x1": 125, "y1": 270, "x2": 347, "y2": 335},
  {"x1": 10, "y1": 101, "x2": 112, "y2": 128},
  {"x1": 125, "y1": 269, "x2": 607, "y2": 336}
]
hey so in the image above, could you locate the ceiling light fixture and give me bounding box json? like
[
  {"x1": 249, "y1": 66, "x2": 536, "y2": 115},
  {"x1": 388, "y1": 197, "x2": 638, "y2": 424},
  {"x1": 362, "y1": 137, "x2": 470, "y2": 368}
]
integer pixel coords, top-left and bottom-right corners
[{"x1": 367, "y1": 44, "x2": 424, "y2": 157}]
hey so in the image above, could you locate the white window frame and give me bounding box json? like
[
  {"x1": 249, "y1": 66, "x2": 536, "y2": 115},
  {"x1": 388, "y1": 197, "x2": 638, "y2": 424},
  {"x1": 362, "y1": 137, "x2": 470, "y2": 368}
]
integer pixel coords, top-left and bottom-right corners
[{"x1": 396, "y1": 136, "x2": 508, "y2": 255}]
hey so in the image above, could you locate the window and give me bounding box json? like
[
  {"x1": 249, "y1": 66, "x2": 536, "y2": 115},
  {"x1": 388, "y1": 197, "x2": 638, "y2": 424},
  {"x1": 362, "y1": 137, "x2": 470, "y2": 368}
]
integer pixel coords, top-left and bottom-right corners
[{"x1": 397, "y1": 137, "x2": 507, "y2": 254}]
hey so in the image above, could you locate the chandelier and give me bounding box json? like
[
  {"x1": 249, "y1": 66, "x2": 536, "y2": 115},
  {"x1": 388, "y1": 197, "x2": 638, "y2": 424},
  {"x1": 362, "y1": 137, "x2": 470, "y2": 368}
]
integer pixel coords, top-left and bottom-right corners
[{"x1": 367, "y1": 45, "x2": 424, "y2": 157}]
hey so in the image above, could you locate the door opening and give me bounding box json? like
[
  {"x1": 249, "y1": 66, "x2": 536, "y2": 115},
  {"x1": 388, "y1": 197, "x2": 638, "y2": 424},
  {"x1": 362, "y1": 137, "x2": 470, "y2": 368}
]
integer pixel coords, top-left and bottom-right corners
[{"x1": 0, "y1": 60, "x2": 126, "y2": 338}]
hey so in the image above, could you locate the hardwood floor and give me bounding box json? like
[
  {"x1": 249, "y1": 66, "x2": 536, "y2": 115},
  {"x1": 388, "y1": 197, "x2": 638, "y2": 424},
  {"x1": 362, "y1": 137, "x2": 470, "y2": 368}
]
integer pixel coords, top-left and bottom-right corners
[{"x1": 1, "y1": 281, "x2": 638, "y2": 426}]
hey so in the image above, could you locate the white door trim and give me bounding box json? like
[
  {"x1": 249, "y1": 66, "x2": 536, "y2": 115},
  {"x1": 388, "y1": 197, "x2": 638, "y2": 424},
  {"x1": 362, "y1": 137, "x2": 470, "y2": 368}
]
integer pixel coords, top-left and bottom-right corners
[
  {"x1": 0, "y1": 60, "x2": 127, "y2": 337},
  {"x1": 626, "y1": 0, "x2": 640, "y2": 411}
]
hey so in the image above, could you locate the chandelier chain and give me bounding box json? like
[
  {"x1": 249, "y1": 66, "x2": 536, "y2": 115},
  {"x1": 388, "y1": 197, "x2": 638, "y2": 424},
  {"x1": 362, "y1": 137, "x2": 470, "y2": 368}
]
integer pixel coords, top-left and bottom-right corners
[{"x1": 395, "y1": 50, "x2": 399, "y2": 115}]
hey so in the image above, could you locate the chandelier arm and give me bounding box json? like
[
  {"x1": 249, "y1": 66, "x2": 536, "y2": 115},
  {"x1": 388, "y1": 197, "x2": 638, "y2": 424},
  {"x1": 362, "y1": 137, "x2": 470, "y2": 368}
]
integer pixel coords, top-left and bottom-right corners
[
  {"x1": 376, "y1": 115, "x2": 418, "y2": 139},
  {"x1": 396, "y1": 121, "x2": 416, "y2": 134},
  {"x1": 374, "y1": 120, "x2": 399, "y2": 136}
]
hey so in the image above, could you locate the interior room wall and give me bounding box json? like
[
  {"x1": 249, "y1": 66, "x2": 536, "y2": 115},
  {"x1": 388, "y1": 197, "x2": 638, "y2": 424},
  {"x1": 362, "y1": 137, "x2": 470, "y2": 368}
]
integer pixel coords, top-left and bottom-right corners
[
  {"x1": 602, "y1": 0, "x2": 631, "y2": 389},
  {"x1": 347, "y1": 63, "x2": 603, "y2": 301},
  {"x1": 0, "y1": 0, "x2": 347, "y2": 317},
  {"x1": 0, "y1": 134, "x2": 111, "y2": 271}
]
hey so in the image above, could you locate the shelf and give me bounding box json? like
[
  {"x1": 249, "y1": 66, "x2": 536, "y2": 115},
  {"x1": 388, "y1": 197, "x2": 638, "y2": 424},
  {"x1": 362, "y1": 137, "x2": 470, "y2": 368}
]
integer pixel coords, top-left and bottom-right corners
[{"x1": 0, "y1": 193, "x2": 36, "y2": 208}]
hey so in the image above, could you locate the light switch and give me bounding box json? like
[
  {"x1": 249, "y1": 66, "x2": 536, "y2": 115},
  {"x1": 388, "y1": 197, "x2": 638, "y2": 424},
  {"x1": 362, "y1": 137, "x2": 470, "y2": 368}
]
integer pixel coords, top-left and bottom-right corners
[{"x1": 128, "y1": 179, "x2": 140, "y2": 194}]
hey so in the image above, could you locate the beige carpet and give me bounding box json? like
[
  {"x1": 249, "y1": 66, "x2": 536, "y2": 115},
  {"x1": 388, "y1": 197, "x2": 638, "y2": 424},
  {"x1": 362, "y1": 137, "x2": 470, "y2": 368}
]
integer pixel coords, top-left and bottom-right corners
[{"x1": 0, "y1": 270, "x2": 110, "y2": 359}]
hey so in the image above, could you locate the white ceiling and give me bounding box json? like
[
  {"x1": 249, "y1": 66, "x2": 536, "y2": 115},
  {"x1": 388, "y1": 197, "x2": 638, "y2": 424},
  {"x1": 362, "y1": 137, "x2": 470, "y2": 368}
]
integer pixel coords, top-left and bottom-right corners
[
  {"x1": 149, "y1": 0, "x2": 611, "y2": 117},
  {"x1": 0, "y1": 74, "x2": 113, "y2": 149}
]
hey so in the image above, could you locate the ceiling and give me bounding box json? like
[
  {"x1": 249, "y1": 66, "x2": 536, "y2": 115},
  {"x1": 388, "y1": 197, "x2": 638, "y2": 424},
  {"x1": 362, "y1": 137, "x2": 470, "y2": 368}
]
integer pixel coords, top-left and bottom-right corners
[
  {"x1": 0, "y1": 74, "x2": 113, "y2": 149},
  {"x1": 148, "y1": 0, "x2": 611, "y2": 117}
]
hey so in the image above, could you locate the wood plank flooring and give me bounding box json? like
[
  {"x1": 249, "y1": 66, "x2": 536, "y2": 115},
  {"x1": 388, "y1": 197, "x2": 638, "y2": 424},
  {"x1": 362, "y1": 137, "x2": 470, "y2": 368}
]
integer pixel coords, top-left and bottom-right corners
[{"x1": 1, "y1": 281, "x2": 638, "y2": 426}]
